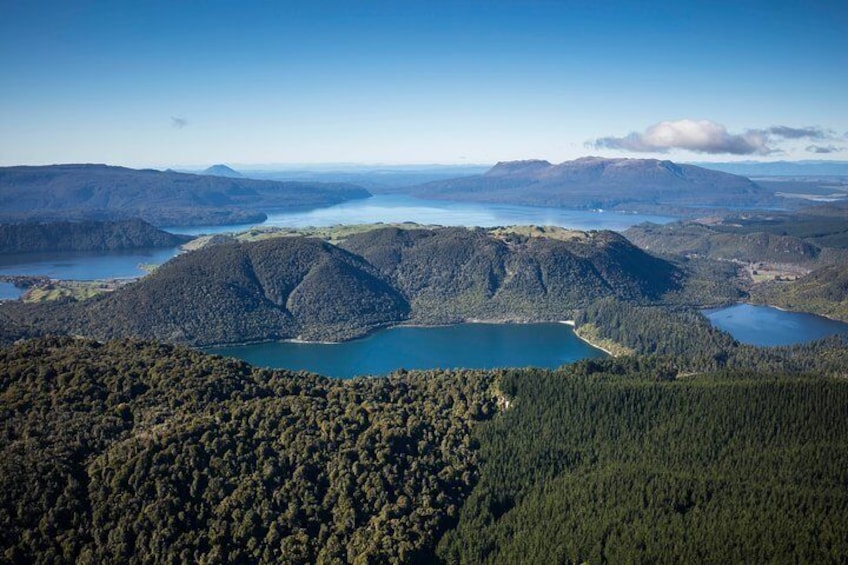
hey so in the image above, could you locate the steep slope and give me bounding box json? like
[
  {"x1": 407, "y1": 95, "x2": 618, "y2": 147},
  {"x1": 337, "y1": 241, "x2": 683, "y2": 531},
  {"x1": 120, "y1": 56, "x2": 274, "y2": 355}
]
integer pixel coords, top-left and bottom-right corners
[
  {"x1": 0, "y1": 337, "x2": 497, "y2": 563},
  {"x1": 340, "y1": 227, "x2": 681, "y2": 323},
  {"x1": 0, "y1": 164, "x2": 370, "y2": 226},
  {"x1": 12, "y1": 237, "x2": 409, "y2": 345},
  {"x1": 407, "y1": 157, "x2": 774, "y2": 211},
  {"x1": 0, "y1": 219, "x2": 191, "y2": 254},
  {"x1": 3, "y1": 227, "x2": 682, "y2": 345}
]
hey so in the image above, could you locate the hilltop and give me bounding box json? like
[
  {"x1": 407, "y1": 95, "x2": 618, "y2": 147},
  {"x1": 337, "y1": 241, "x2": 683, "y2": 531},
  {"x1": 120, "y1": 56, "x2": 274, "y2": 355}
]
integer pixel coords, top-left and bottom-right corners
[
  {"x1": 201, "y1": 164, "x2": 243, "y2": 178},
  {"x1": 2, "y1": 226, "x2": 681, "y2": 346},
  {"x1": 401, "y1": 157, "x2": 776, "y2": 213},
  {"x1": 0, "y1": 164, "x2": 370, "y2": 226}
]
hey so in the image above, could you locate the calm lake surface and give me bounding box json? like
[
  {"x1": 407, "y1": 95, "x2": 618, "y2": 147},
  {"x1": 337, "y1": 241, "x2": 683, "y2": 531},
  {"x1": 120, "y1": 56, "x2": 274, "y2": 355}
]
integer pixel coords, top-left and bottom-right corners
[
  {"x1": 206, "y1": 322, "x2": 606, "y2": 379},
  {"x1": 0, "y1": 281, "x2": 22, "y2": 300},
  {"x1": 0, "y1": 197, "x2": 674, "y2": 280},
  {"x1": 704, "y1": 304, "x2": 848, "y2": 346},
  {"x1": 0, "y1": 248, "x2": 179, "y2": 280},
  {"x1": 167, "y1": 195, "x2": 677, "y2": 236}
]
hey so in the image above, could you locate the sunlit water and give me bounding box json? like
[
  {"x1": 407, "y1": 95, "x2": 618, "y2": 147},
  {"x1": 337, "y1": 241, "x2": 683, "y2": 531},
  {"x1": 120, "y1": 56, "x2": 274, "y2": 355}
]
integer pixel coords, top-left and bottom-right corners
[
  {"x1": 166, "y1": 195, "x2": 676, "y2": 235},
  {"x1": 0, "y1": 248, "x2": 179, "y2": 280},
  {"x1": 206, "y1": 322, "x2": 606, "y2": 379},
  {"x1": 703, "y1": 304, "x2": 848, "y2": 346}
]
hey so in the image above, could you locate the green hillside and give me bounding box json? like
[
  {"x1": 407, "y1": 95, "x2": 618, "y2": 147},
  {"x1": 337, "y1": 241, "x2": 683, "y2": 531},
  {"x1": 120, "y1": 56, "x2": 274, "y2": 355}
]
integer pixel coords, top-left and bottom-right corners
[
  {"x1": 751, "y1": 264, "x2": 848, "y2": 321},
  {"x1": 1, "y1": 227, "x2": 682, "y2": 346}
]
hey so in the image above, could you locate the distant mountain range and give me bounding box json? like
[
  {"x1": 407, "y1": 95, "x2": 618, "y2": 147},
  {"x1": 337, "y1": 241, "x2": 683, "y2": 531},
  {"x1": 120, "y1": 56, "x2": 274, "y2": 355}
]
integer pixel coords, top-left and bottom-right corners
[
  {"x1": 399, "y1": 157, "x2": 778, "y2": 213},
  {"x1": 0, "y1": 164, "x2": 370, "y2": 226}
]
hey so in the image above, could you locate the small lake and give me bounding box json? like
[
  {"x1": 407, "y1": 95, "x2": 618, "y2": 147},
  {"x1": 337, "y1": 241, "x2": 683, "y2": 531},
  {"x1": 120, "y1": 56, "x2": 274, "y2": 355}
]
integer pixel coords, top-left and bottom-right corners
[
  {"x1": 0, "y1": 248, "x2": 180, "y2": 280},
  {"x1": 0, "y1": 281, "x2": 22, "y2": 300},
  {"x1": 206, "y1": 322, "x2": 606, "y2": 379},
  {"x1": 166, "y1": 195, "x2": 677, "y2": 236},
  {"x1": 703, "y1": 304, "x2": 848, "y2": 346}
]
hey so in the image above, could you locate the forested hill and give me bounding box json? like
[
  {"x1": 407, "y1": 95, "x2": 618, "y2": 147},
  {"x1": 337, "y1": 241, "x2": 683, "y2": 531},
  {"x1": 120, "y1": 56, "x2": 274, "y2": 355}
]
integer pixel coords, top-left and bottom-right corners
[
  {"x1": 400, "y1": 157, "x2": 775, "y2": 212},
  {"x1": 0, "y1": 337, "x2": 498, "y2": 563},
  {"x1": 0, "y1": 164, "x2": 370, "y2": 226},
  {"x1": 1, "y1": 227, "x2": 682, "y2": 346},
  {"x1": 751, "y1": 264, "x2": 848, "y2": 322},
  {"x1": 0, "y1": 219, "x2": 191, "y2": 254},
  {"x1": 2, "y1": 337, "x2": 847, "y2": 563},
  {"x1": 625, "y1": 211, "x2": 848, "y2": 267}
]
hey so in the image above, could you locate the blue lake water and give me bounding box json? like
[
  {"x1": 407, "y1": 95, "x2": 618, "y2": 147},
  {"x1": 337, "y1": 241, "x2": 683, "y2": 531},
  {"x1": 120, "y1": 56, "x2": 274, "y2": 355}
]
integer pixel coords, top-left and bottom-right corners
[
  {"x1": 0, "y1": 248, "x2": 180, "y2": 280},
  {"x1": 206, "y1": 322, "x2": 606, "y2": 379},
  {"x1": 0, "y1": 281, "x2": 22, "y2": 300},
  {"x1": 703, "y1": 304, "x2": 848, "y2": 346},
  {"x1": 166, "y1": 195, "x2": 677, "y2": 236}
]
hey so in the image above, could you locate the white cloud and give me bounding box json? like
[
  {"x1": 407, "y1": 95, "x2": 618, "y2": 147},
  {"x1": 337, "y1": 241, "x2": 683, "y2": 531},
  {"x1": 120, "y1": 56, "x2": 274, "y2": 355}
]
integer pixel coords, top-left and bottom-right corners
[{"x1": 593, "y1": 120, "x2": 833, "y2": 156}]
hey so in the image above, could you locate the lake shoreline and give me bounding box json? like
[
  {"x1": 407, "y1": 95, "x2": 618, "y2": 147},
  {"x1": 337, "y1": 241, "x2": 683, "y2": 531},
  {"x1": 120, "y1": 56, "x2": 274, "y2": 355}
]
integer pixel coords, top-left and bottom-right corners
[{"x1": 202, "y1": 317, "x2": 614, "y2": 356}]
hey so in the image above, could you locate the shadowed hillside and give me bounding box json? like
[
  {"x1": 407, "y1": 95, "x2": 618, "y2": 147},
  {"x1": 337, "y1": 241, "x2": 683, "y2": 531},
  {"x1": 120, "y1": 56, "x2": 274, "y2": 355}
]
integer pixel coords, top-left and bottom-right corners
[
  {"x1": 0, "y1": 219, "x2": 191, "y2": 254},
  {"x1": 0, "y1": 164, "x2": 370, "y2": 226}
]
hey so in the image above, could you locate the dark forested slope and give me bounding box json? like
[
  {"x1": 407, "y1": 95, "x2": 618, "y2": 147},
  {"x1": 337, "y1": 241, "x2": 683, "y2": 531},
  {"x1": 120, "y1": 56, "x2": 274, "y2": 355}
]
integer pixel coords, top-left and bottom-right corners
[
  {"x1": 19, "y1": 237, "x2": 410, "y2": 344},
  {"x1": 3, "y1": 338, "x2": 847, "y2": 564},
  {"x1": 0, "y1": 219, "x2": 191, "y2": 254},
  {"x1": 438, "y1": 360, "x2": 848, "y2": 564},
  {"x1": 0, "y1": 337, "x2": 498, "y2": 564},
  {"x1": 2, "y1": 227, "x2": 682, "y2": 345},
  {"x1": 340, "y1": 227, "x2": 681, "y2": 324},
  {"x1": 0, "y1": 164, "x2": 370, "y2": 226}
]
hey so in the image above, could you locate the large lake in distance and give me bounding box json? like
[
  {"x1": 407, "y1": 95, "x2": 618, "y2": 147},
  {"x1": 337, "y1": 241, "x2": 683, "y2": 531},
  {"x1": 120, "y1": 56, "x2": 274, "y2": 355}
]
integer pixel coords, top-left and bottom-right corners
[
  {"x1": 704, "y1": 304, "x2": 848, "y2": 346},
  {"x1": 167, "y1": 194, "x2": 677, "y2": 236},
  {"x1": 1, "y1": 196, "x2": 675, "y2": 280},
  {"x1": 206, "y1": 322, "x2": 606, "y2": 379}
]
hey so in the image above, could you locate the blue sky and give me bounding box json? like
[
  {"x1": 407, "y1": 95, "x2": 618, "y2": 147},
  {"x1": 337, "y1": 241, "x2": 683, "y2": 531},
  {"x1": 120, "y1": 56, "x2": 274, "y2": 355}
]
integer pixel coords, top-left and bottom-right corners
[{"x1": 1, "y1": 0, "x2": 846, "y2": 167}]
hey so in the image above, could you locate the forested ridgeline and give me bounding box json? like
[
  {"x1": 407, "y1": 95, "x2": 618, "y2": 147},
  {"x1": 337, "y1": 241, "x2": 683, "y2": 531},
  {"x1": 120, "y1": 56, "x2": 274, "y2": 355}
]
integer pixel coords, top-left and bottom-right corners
[
  {"x1": 438, "y1": 361, "x2": 848, "y2": 563},
  {"x1": 575, "y1": 297, "x2": 848, "y2": 373},
  {"x1": 624, "y1": 214, "x2": 848, "y2": 268},
  {"x1": 0, "y1": 219, "x2": 191, "y2": 254},
  {"x1": 0, "y1": 227, "x2": 684, "y2": 346},
  {"x1": 750, "y1": 263, "x2": 848, "y2": 322},
  {"x1": 0, "y1": 337, "x2": 498, "y2": 564}
]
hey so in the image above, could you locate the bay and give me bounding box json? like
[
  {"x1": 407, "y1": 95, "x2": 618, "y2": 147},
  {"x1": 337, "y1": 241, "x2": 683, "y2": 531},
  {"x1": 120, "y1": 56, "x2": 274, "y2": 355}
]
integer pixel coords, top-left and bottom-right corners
[
  {"x1": 166, "y1": 195, "x2": 677, "y2": 236},
  {"x1": 703, "y1": 303, "x2": 848, "y2": 346},
  {"x1": 206, "y1": 322, "x2": 606, "y2": 379},
  {"x1": 0, "y1": 281, "x2": 22, "y2": 300},
  {"x1": 0, "y1": 248, "x2": 180, "y2": 280}
]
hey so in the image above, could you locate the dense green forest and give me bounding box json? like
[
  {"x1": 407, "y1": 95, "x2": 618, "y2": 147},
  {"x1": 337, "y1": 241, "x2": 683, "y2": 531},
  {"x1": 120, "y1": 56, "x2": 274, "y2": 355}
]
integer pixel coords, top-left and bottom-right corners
[
  {"x1": 624, "y1": 209, "x2": 848, "y2": 267},
  {"x1": 1, "y1": 227, "x2": 685, "y2": 346},
  {"x1": 438, "y1": 359, "x2": 848, "y2": 563},
  {"x1": 0, "y1": 219, "x2": 191, "y2": 254},
  {"x1": 0, "y1": 337, "x2": 498, "y2": 563},
  {"x1": 2, "y1": 337, "x2": 847, "y2": 563}
]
